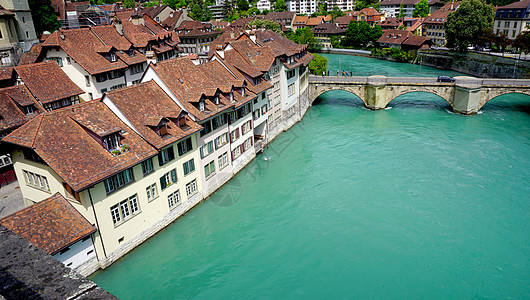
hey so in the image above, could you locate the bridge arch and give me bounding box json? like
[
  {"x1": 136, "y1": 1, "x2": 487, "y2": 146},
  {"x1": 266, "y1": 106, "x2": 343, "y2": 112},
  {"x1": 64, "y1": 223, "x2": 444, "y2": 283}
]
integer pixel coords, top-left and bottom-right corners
[
  {"x1": 479, "y1": 90, "x2": 530, "y2": 110},
  {"x1": 310, "y1": 85, "x2": 367, "y2": 106},
  {"x1": 384, "y1": 86, "x2": 454, "y2": 108}
]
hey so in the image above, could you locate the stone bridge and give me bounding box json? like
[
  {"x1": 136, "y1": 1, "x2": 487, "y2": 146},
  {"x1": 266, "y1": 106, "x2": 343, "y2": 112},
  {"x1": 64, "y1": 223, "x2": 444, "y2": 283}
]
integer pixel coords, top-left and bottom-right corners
[{"x1": 309, "y1": 75, "x2": 530, "y2": 114}]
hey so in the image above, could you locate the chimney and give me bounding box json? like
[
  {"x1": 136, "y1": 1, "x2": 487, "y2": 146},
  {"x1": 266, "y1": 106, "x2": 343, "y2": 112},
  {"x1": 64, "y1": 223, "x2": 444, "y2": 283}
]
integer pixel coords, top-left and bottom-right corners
[
  {"x1": 114, "y1": 19, "x2": 123, "y2": 35},
  {"x1": 170, "y1": 11, "x2": 174, "y2": 18}
]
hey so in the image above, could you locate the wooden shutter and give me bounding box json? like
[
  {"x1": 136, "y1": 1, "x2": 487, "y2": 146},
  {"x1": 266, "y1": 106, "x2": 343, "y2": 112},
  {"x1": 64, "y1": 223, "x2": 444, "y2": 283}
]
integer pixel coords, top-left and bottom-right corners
[
  {"x1": 160, "y1": 176, "x2": 166, "y2": 190},
  {"x1": 168, "y1": 146, "x2": 175, "y2": 161},
  {"x1": 170, "y1": 169, "x2": 177, "y2": 183}
]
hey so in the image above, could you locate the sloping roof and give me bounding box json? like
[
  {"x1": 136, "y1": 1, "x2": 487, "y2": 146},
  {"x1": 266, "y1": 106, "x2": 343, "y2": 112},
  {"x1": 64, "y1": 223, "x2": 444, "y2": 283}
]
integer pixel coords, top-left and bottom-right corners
[
  {"x1": 149, "y1": 57, "x2": 246, "y2": 120},
  {"x1": 306, "y1": 16, "x2": 325, "y2": 26},
  {"x1": 497, "y1": 0, "x2": 530, "y2": 9},
  {"x1": 161, "y1": 10, "x2": 183, "y2": 29},
  {"x1": 140, "y1": 4, "x2": 172, "y2": 19},
  {"x1": 380, "y1": 17, "x2": 403, "y2": 28},
  {"x1": 42, "y1": 28, "x2": 128, "y2": 75},
  {"x1": 402, "y1": 35, "x2": 431, "y2": 46},
  {"x1": 115, "y1": 9, "x2": 134, "y2": 20},
  {"x1": 90, "y1": 25, "x2": 132, "y2": 51},
  {"x1": 360, "y1": 7, "x2": 382, "y2": 16},
  {"x1": 377, "y1": 29, "x2": 412, "y2": 45},
  {"x1": 229, "y1": 38, "x2": 276, "y2": 71},
  {"x1": 104, "y1": 81, "x2": 202, "y2": 149},
  {"x1": 264, "y1": 11, "x2": 295, "y2": 22},
  {"x1": 424, "y1": 1, "x2": 461, "y2": 24},
  {"x1": 0, "y1": 66, "x2": 13, "y2": 81},
  {"x1": 15, "y1": 61, "x2": 84, "y2": 104},
  {"x1": 2, "y1": 101, "x2": 157, "y2": 192},
  {"x1": 228, "y1": 17, "x2": 255, "y2": 29},
  {"x1": 313, "y1": 23, "x2": 347, "y2": 34},
  {"x1": 293, "y1": 16, "x2": 309, "y2": 25},
  {"x1": 19, "y1": 43, "x2": 43, "y2": 65},
  {"x1": 334, "y1": 15, "x2": 353, "y2": 26},
  {"x1": 176, "y1": 20, "x2": 219, "y2": 37},
  {"x1": 0, "y1": 85, "x2": 44, "y2": 134},
  {"x1": 0, "y1": 193, "x2": 96, "y2": 255}
]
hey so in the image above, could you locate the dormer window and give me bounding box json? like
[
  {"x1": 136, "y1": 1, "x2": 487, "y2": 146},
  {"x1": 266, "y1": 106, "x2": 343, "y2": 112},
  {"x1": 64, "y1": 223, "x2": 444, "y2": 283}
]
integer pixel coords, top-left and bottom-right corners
[
  {"x1": 199, "y1": 100, "x2": 205, "y2": 111},
  {"x1": 23, "y1": 105, "x2": 35, "y2": 115},
  {"x1": 214, "y1": 94, "x2": 220, "y2": 105},
  {"x1": 241, "y1": 84, "x2": 246, "y2": 96},
  {"x1": 158, "y1": 121, "x2": 169, "y2": 137},
  {"x1": 128, "y1": 49, "x2": 135, "y2": 56},
  {"x1": 110, "y1": 52, "x2": 117, "y2": 62},
  {"x1": 103, "y1": 133, "x2": 120, "y2": 151},
  {"x1": 229, "y1": 91, "x2": 234, "y2": 102},
  {"x1": 178, "y1": 116, "x2": 187, "y2": 128}
]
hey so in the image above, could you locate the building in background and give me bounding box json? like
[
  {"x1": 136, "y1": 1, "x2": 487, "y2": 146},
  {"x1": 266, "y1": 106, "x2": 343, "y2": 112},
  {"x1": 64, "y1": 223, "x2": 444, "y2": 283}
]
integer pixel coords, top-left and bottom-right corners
[
  {"x1": 493, "y1": 0, "x2": 530, "y2": 39},
  {"x1": 422, "y1": 1, "x2": 460, "y2": 46}
]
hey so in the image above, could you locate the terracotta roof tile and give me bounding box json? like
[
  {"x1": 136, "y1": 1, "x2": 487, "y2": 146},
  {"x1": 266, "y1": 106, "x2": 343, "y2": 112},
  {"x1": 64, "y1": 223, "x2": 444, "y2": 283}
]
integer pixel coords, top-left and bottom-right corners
[
  {"x1": 0, "y1": 193, "x2": 96, "y2": 255},
  {"x1": 0, "y1": 85, "x2": 45, "y2": 134},
  {"x1": 15, "y1": 61, "x2": 84, "y2": 104},
  {"x1": 424, "y1": 2, "x2": 461, "y2": 24},
  {"x1": 377, "y1": 29, "x2": 412, "y2": 45},
  {"x1": 2, "y1": 101, "x2": 157, "y2": 192},
  {"x1": 42, "y1": 28, "x2": 128, "y2": 75},
  {"x1": 104, "y1": 81, "x2": 203, "y2": 149},
  {"x1": 90, "y1": 25, "x2": 132, "y2": 51}
]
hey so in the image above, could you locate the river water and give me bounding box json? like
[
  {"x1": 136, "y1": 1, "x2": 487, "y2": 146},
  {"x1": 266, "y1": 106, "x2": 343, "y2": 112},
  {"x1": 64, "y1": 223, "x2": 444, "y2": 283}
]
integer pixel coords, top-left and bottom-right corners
[{"x1": 91, "y1": 54, "x2": 530, "y2": 299}]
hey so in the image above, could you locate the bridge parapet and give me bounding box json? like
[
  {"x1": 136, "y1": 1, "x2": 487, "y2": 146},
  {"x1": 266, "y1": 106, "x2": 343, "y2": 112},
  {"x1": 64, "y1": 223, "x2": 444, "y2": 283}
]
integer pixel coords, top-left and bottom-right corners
[{"x1": 308, "y1": 75, "x2": 530, "y2": 114}]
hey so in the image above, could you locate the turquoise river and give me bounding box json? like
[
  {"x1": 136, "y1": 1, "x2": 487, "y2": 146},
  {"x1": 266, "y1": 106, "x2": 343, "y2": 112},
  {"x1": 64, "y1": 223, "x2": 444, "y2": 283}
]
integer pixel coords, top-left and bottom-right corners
[{"x1": 91, "y1": 54, "x2": 530, "y2": 299}]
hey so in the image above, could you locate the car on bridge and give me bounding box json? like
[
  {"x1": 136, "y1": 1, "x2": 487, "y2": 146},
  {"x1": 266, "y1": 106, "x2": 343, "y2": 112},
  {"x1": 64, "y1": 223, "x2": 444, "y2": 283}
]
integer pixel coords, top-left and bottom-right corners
[{"x1": 437, "y1": 75, "x2": 456, "y2": 83}]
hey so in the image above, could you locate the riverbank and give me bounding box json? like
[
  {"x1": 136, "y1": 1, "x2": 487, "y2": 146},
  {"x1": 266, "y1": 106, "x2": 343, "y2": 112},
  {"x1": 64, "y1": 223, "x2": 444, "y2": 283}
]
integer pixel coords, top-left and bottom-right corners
[{"x1": 318, "y1": 48, "x2": 530, "y2": 79}]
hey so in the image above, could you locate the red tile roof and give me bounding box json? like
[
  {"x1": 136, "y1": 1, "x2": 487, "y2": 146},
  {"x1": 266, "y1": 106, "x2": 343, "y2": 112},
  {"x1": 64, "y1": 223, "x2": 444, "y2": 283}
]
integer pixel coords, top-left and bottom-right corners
[
  {"x1": 0, "y1": 193, "x2": 96, "y2": 255},
  {"x1": 42, "y1": 28, "x2": 128, "y2": 75},
  {"x1": 377, "y1": 29, "x2": 413, "y2": 45},
  {"x1": 15, "y1": 61, "x2": 84, "y2": 104},
  {"x1": 0, "y1": 85, "x2": 45, "y2": 134},
  {"x1": 424, "y1": 1, "x2": 461, "y2": 24},
  {"x1": 176, "y1": 20, "x2": 219, "y2": 38},
  {"x1": 104, "y1": 81, "x2": 203, "y2": 149},
  {"x1": 2, "y1": 101, "x2": 157, "y2": 192}
]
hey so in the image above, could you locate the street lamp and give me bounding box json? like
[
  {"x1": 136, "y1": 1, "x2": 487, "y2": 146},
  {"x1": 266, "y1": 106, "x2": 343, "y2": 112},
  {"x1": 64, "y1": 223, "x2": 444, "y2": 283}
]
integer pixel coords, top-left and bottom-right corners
[{"x1": 513, "y1": 60, "x2": 518, "y2": 79}]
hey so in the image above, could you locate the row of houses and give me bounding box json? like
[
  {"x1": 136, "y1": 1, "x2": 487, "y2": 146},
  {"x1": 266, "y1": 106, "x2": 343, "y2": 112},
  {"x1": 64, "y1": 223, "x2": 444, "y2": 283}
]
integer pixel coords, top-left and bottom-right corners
[{"x1": 0, "y1": 28, "x2": 313, "y2": 276}]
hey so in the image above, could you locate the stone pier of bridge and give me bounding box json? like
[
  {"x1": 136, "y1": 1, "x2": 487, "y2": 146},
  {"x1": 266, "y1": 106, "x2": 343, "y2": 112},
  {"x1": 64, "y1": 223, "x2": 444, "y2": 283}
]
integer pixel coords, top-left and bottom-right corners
[{"x1": 309, "y1": 75, "x2": 530, "y2": 114}]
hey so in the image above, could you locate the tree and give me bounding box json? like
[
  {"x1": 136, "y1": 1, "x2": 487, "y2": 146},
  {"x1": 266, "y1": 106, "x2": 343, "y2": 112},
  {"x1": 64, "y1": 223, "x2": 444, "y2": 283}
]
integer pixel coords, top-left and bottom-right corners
[
  {"x1": 248, "y1": 19, "x2": 282, "y2": 33},
  {"x1": 342, "y1": 21, "x2": 382, "y2": 48},
  {"x1": 237, "y1": 0, "x2": 249, "y2": 11},
  {"x1": 288, "y1": 27, "x2": 322, "y2": 52},
  {"x1": 413, "y1": 0, "x2": 429, "y2": 17},
  {"x1": 330, "y1": 6, "x2": 344, "y2": 20},
  {"x1": 274, "y1": 0, "x2": 286, "y2": 11},
  {"x1": 513, "y1": 31, "x2": 530, "y2": 58},
  {"x1": 494, "y1": 32, "x2": 512, "y2": 55},
  {"x1": 122, "y1": 0, "x2": 135, "y2": 8},
  {"x1": 28, "y1": 0, "x2": 60, "y2": 35},
  {"x1": 445, "y1": 0, "x2": 495, "y2": 51},
  {"x1": 309, "y1": 53, "x2": 328, "y2": 75},
  {"x1": 397, "y1": 4, "x2": 406, "y2": 18}
]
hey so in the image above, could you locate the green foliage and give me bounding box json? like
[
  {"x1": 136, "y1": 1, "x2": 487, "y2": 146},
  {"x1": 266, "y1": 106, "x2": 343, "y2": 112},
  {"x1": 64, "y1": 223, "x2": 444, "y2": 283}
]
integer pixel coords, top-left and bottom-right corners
[
  {"x1": 288, "y1": 27, "x2": 322, "y2": 52},
  {"x1": 355, "y1": 0, "x2": 379, "y2": 10},
  {"x1": 189, "y1": 0, "x2": 212, "y2": 21},
  {"x1": 309, "y1": 53, "x2": 328, "y2": 75},
  {"x1": 29, "y1": 0, "x2": 60, "y2": 35},
  {"x1": 237, "y1": 0, "x2": 250, "y2": 11},
  {"x1": 371, "y1": 47, "x2": 415, "y2": 62},
  {"x1": 513, "y1": 31, "x2": 530, "y2": 54},
  {"x1": 274, "y1": 0, "x2": 287, "y2": 11},
  {"x1": 122, "y1": 0, "x2": 135, "y2": 8},
  {"x1": 330, "y1": 6, "x2": 344, "y2": 20},
  {"x1": 445, "y1": 0, "x2": 495, "y2": 51},
  {"x1": 261, "y1": 9, "x2": 269, "y2": 15},
  {"x1": 397, "y1": 4, "x2": 405, "y2": 18},
  {"x1": 248, "y1": 19, "x2": 282, "y2": 33},
  {"x1": 342, "y1": 21, "x2": 382, "y2": 49},
  {"x1": 413, "y1": 0, "x2": 429, "y2": 17},
  {"x1": 330, "y1": 35, "x2": 341, "y2": 48}
]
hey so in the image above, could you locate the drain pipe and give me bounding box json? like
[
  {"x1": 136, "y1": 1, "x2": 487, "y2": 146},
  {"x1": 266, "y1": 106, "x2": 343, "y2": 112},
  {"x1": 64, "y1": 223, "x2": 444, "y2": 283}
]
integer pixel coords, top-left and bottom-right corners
[{"x1": 88, "y1": 187, "x2": 107, "y2": 259}]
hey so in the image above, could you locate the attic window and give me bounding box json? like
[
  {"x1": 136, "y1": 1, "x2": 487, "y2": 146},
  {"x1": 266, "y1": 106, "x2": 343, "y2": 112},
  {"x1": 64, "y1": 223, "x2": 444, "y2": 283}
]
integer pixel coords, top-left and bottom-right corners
[
  {"x1": 199, "y1": 100, "x2": 205, "y2": 111},
  {"x1": 178, "y1": 116, "x2": 188, "y2": 128},
  {"x1": 129, "y1": 49, "x2": 135, "y2": 56},
  {"x1": 178, "y1": 78, "x2": 184, "y2": 84},
  {"x1": 110, "y1": 52, "x2": 117, "y2": 62},
  {"x1": 158, "y1": 121, "x2": 169, "y2": 137},
  {"x1": 103, "y1": 133, "x2": 121, "y2": 151},
  {"x1": 23, "y1": 105, "x2": 35, "y2": 115},
  {"x1": 214, "y1": 95, "x2": 220, "y2": 105},
  {"x1": 230, "y1": 91, "x2": 234, "y2": 102}
]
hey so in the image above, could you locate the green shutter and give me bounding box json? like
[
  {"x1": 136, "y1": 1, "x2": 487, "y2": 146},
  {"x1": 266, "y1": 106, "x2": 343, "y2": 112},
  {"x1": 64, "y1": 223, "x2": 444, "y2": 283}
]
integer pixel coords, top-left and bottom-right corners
[
  {"x1": 160, "y1": 176, "x2": 166, "y2": 190},
  {"x1": 183, "y1": 162, "x2": 189, "y2": 175},
  {"x1": 171, "y1": 169, "x2": 177, "y2": 183},
  {"x1": 190, "y1": 159, "x2": 195, "y2": 172},
  {"x1": 168, "y1": 146, "x2": 175, "y2": 161}
]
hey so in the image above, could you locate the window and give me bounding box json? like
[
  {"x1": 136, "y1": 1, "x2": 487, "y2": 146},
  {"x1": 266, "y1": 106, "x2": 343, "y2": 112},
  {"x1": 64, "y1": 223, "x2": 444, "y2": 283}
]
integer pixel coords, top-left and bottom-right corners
[
  {"x1": 215, "y1": 133, "x2": 228, "y2": 149},
  {"x1": 230, "y1": 128, "x2": 240, "y2": 142},
  {"x1": 158, "y1": 146, "x2": 175, "y2": 166},
  {"x1": 204, "y1": 160, "x2": 216, "y2": 178},
  {"x1": 23, "y1": 105, "x2": 35, "y2": 115},
  {"x1": 146, "y1": 183, "x2": 157, "y2": 201},
  {"x1": 160, "y1": 169, "x2": 177, "y2": 190},
  {"x1": 186, "y1": 179, "x2": 198, "y2": 197},
  {"x1": 48, "y1": 57, "x2": 63, "y2": 67},
  {"x1": 200, "y1": 141, "x2": 214, "y2": 158},
  {"x1": 242, "y1": 137, "x2": 253, "y2": 152},
  {"x1": 241, "y1": 120, "x2": 252, "y2": 135},
  {"x1": 110, "y1": 52, "x2": 117, "y2": 62},
  {"x1": 232, "y1": 144, "x2": 242, "y2": 160},
  {"x1": 96, "y1": 73, "x2": 107, "y2": 82},
  {"x1": 177, "y1": 137, "x2": 193, "y2": 156},
  {"x1": 130, "y1": 63, "x2": 144, "y2": 75},
  {"x1": 110, "y1": 84, "x2": 126, "y2": 91},
  {"x1": 200, "y1": 120, "x2": 212, "y2": 137},
  {"x1": 218, "y1": 152, "x2": 228, "y2": 170},
  {"x1": 110, "y1": 194, "x2": 140, "y2": 225},
  {"x1": 253, "y1": 109, "x2": 261, "y2": 120},
  {"x1": 261, "y1": 104, "x2": 268, "y2": 115},
  {"x1": 104, "y1": 168, "x2": 134, "y2": 194},
  {"x1": 85, "y1": 75, "x2": 91, "y2": 87},
  {"x1": 288, "y1": 83, "x2": 296, "y2": 97},
  {"x1": 183, "y1": 158, "x2": 195, "y2": 175},
  {"x1": 142, "y1": 158, "x2": 153, "y2": 176},
  {"x1": 103, "y1": 133, "x2": 120, "y2": 151},
  {"x1": 287, "y1": 69, "x2": 296, "y2": 79},
  {"x1": 168, "y1": 190, "x2": 180, "y2": 209},
  {"x1": 23, "y1": 170, "x2": 49, "y2": 192},
  {"x1": 89, "y1": 93, "x2": 93, "y2": 100}
]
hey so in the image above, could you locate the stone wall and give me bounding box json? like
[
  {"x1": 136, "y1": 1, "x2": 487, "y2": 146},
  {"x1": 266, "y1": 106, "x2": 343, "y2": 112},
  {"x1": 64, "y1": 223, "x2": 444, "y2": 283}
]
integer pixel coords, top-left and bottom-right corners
[{"x1": 416, "y1": 50, "x2": 530, "y2": 79}]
